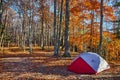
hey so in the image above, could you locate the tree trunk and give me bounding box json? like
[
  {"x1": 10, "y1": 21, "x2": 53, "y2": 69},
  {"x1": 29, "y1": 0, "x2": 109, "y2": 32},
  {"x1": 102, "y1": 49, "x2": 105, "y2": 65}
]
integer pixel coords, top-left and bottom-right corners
[
  {"x1": 53, "y1": 0, "x2": 58, "y2": 56},
  {"x1": 17, "y1": 33, "x2": 20, "y2": 47},
  {"x1": 63, "y1": 0, "x2": 70, "y2": 57},
  {"x1": 0, "y1": 0, "x2": 2, "y2": 24},
  {"x1": 29, "y1": 26, "x2": 32, "y2": 54},
  {"x1": 47, "y1": 25, "x2": 50, "y2": 51},
  {"x1": 22, "y1": 14, "x2": 26, "y2": 52},
  {"x1": 90, "y1": 10, "x2": 94, "y2": 51},
  {"x1": 0, "y1": 9, "x2": 7, "y2": 48},
  {"x1": 0, "y1": 0, "x2": 3, "y2": 47},
  {"x1": 29, "y1": 17, "x2": 33, "y2": 54},
  {"x1": 57, "y1": 0, "x2": 63, "y2": 55},
  {"x1": 99, "y1": 0, "x2": 104, "y2": 56},
  {"x1": 29, "y1": 0, "x2": 34, "y2": 54},
  {"x1": 41, "y1": 11, "x2": 44, "y2": 50}
]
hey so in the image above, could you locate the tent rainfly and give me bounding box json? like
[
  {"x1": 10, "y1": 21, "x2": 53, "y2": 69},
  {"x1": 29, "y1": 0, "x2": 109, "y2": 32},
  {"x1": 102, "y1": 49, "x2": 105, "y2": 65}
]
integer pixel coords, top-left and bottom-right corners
[{"x1": 68, "y1": 52, "x2": 110, "y2": 74}]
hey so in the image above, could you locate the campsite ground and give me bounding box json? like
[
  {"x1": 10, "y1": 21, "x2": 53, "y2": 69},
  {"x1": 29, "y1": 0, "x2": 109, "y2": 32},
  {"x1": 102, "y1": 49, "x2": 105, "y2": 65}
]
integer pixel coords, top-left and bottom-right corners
[{"x1": 0, "y1": 47, "x2": 120, "y2": 80}]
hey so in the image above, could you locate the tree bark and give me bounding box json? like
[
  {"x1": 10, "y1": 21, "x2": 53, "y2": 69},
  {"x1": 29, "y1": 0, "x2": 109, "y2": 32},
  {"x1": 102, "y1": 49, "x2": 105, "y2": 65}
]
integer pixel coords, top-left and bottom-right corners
[
  {"x1": 22, "y1": 13, "x2": 26, "y2": 52},
  {"x1": 29, "y1": 13, "x2": 32, "y2": 54},
  {"x1": 41, "y1": 11, "x2": 45, "y2": 50},
  {"x1": 99, "y1": 0, "x2": 104, "y2": 55},
  {"x1": 53, "y1": 0, "x2": 58, "y2": 56},
  {"x1": 0, "y1": 0, "x2": 3, "y2": 47},
  {"x1": 29, "y1": 0, "x2": 35, "y2": 54},
  {"x1": 57, "y1": 0, "x2": 63, "y2": 55},
  {"x1": 90, "y1": 10, "x2": 94, "y2": 51},
  {"x1": 63, "y1": 0, "x2": 70, "y2": 57},
  {"x1": 0, "y1": 0, "x2": 2, "y2": 25},
  {"x1": 0, "y1": 9, "x2": 7, "y2": 47}
]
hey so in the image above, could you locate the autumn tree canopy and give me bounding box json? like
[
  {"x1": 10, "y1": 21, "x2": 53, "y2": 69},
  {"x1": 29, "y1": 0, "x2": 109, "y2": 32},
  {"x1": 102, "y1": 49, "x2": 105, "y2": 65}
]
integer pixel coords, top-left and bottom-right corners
[{"x1": 0, "y1": 0, "x2": 119, "y2": 60}]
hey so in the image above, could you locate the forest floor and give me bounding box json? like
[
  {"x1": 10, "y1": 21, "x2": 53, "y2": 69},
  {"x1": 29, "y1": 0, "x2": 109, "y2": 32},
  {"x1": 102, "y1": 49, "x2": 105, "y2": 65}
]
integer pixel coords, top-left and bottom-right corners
[{"x1": 0, "y1": 47, "x2": 120, "y2": 80}]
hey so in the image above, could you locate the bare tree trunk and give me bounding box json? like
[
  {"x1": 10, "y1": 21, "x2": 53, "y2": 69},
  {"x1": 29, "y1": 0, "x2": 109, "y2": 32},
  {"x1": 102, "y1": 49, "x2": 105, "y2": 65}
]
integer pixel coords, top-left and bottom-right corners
[
  {"x1": 29, "y1": 26, "x2": 32, "y2": 54},
  {"x1": 47, "y1": 8, "x2": 51, "y2": 51},
  {"x1": 63, "y1": 0, "x2": 70, "y2": 57},
  {"x1": 22, "y1": 14, "x2": 26, "y2": 52},
  {"x1": 53, "y1": 0, "x2": 58, "y2": 56},
  {"x1": 0, "y1": 9, "x2": 7, "y2": 48},
  {"x1": 47, "y1": 25, "x2": 50, "y2": 51},
  {"x1": 29, "y1": 18, "x2": 33, "y2": 54},
  {"x1": 17, "y1": 33, "x2": 20, "y2": 47},
  {"x1": 0, "y1": 0, "x2": 3, "y2": 47},
  {"x1": 90, "y1": 10, "x2": 94, "y2": 51},
  {"x1": 16, "y1": 21, "x2": 21, "y2": 47},
  {"x1": 41, "y1": 12, "x2": 44, "y2": 50},
  {"x1": 0, "y1": 0, "x2": 2, "y2": 24},
  {"x1": 57, "y1": 0, "x2": 63, "y2": 55},
  {"x1": 99, "y1": 0, "x2": 104, "y2": 55},
  {"x1": 0, "y1": 9, "x2": 8, "y2": 54},
  {"x1": 29, "y1": 0, "x2": 34, "y2": 54}
]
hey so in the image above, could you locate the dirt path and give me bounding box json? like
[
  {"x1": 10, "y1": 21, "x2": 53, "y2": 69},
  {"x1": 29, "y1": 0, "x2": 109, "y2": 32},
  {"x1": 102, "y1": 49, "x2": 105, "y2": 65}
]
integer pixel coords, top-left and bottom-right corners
[{"x1": 0, "y1": 51, "x2": 120, "y2": 80}]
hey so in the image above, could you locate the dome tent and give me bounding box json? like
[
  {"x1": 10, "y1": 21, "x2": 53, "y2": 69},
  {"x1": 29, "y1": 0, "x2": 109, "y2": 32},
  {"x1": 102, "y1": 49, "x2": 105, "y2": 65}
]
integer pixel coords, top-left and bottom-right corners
[{"x1": 68, "y1": 52, "x2": 110, "y2": 74}]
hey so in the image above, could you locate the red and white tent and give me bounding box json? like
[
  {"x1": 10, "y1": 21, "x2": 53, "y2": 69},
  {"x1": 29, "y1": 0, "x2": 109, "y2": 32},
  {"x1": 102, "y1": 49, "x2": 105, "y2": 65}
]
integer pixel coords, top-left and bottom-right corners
[{"x1": 68, "y1": 52, "x2": 110, "y2": 74}]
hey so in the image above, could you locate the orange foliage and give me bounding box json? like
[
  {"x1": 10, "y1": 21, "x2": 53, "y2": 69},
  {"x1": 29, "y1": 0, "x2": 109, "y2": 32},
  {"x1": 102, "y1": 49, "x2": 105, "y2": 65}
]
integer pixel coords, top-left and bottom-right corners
[{"x1": 68, "y1": 0, "x2": 118, "y2": 60}]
